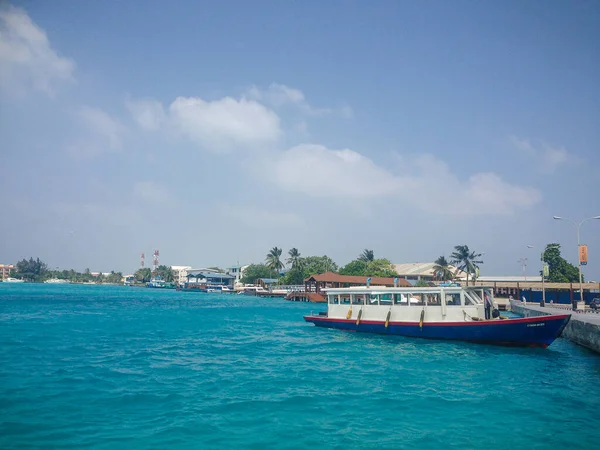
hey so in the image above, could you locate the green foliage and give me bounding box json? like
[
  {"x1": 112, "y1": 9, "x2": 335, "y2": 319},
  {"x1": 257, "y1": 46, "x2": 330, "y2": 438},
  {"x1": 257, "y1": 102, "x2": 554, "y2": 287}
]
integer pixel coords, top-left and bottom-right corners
[
  {"x1": 265, "y1": 247, "x2": 285, "y2": 272},
  {"x1": 104, "y1": 271, "x2": 124, "y2": 284},
  {"x1": 281, "y1": 266, "x2": 306, "y2": 285},
  {"x1": 416, "y1": 279, "x2": 430, "y2": 287},
  {"x1": 14, "y1": 257, "x2": 48, "y2": 282},
  {"x1": 450, "y1": 245, "x2": 483, "y2": 286},
  {"x1": 135, "y1": 268, "x2": 152, "y2": 283},
  {"x1": 241, "y1": 264, "x2": 278, "y2": 284},
  {"x1": 155, "y1": 265, "x2": 174, "y2": 282},
  {"x1": 339, "y1": 260, "x2": 368, "y2": 276},
  {"x1": 279, "y1": 255, "x2": 338, "y2": 285},
  {"x1": 339, "y1": 258, "x2": 398, "y2": 278},
  {"x1": 358, "y1": 249, "x2": 375, "y2": 262},
  {"x1": 12, "y1": 257, "x2": 126, "y2": 284},
  {"x1": 542, "y1": 243, "x2": 581, "y2": 283},
  {"x1": 287, "y1": 248, "x2": 301, "y2": 268},
  {"x1": 432, "y1": 256, "x2": 454, "y2": 281}
]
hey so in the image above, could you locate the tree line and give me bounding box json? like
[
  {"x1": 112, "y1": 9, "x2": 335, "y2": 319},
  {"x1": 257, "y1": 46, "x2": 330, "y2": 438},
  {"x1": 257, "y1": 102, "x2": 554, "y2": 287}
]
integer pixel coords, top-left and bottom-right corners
[
  {"x1": 7, "y1": 257, "x2": 124, "y2": 284},
  {"x1": 240, "y1": 243, "x2": 581, "y2": 286},
  {"x1": 241, "y1": 245, "x2": 487, "y2": 286},
  {"x1": 133, "y1": 266, "x2": 174, "y2": 283},
  {"x1": 6, "y1": 243, "x2": 579, "y2": 286}
]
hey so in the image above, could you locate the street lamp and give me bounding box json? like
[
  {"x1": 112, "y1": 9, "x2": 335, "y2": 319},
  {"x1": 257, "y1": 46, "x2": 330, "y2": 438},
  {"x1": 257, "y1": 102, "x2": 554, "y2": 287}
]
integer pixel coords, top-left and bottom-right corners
[{"x1": 553, "y1": 215, "x2": 600, "y2": 311}]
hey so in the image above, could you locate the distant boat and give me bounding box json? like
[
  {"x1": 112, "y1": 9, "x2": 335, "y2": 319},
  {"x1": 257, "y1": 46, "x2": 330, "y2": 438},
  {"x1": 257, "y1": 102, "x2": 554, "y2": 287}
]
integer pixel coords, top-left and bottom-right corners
[
  {"x1": 44, "y1": 278, "x2": 70, "y2": 284},
  {"x1": 2, "y1": 277, "x2": 24, "y2": 283},
  {"x1": 146, "y1": 277, "x2": 176, "y2": 289}
]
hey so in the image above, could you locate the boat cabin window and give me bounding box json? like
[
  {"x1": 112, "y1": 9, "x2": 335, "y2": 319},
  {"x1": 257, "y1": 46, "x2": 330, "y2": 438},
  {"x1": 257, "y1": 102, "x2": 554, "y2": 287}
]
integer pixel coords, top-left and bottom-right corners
[
  {"x1": 445, "y1": 292, "x2": 462, "y2": 306},
  {"x1": 393, "y1": 294, "x2": 406, "y2": 305},
  {"x1": 369, "y1": 294, "x2": 379, "y2": 305},
  {"x1": 425, "y1": 293, "x2": 440, "y2": 305},
  {"x1": 379, "y1": 293, "x2": 393, "y2": 305},
  {"x1": 463, "y1": 291, "x2": 480, "y2": 306},
  {"x1": 352, "y1": 294, "x2": 365, "y2": 305},
  {"x1": 411, "y1": 294, "x2": 425, "y2": 306},
  {"x1": 394, "y1": 293, "x2": 422, "y2": 306},
  {"x1": 340, "y1": 295, "x2": 351, "y2": 304},
  {"x1": 328, "y1": 295, "x2": 339, "y2": 304}
]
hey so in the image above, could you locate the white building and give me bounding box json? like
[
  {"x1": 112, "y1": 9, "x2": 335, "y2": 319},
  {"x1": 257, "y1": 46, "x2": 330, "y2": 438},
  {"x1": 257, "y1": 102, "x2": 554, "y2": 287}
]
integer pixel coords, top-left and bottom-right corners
[
  {"x1": 171, "y1": 265, "x2": 192, "y2": 286},
  {"x1": 226, "y1": 265, "x2": 250, "y2": 284}
]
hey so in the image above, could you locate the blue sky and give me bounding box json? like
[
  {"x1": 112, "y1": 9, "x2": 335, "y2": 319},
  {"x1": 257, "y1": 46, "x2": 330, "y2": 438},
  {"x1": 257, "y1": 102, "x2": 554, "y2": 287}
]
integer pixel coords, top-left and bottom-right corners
[{"x1": 1, "y1": 0, "x2": 599, "y2": 279}]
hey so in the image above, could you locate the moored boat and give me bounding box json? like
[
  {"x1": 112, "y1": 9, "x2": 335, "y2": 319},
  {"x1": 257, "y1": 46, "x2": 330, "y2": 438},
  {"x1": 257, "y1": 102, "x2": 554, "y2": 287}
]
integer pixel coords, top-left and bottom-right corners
[
  {"x1": 146, "y1": 277, "x2": 176, "y2": 289},
  {"x1": 2, "y1": 277, "x2": 24, "y2": 283},
  {"x1": 303, "y1": 284, "x2": 570, "y2": 348},
  {"x1": 44, "y1": 278, "x2": 70, "y2": 284}
]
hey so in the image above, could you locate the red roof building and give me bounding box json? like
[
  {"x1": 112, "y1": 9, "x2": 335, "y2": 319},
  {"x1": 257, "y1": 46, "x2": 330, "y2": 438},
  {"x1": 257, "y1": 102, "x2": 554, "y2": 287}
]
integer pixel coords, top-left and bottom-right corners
[{"x1": 304, "y1": 272, "x2": 411, "y2": 296}]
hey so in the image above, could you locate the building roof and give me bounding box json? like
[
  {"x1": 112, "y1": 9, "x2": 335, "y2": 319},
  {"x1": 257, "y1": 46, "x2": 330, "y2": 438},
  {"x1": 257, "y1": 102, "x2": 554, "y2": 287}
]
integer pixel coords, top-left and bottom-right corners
[
  {"x1": 392, "y1": 262, "x2": 467, "y2": 278},
  {"x1": 472, "y1": 275, "x2": 543, "y2": 283},
  {"x1": 258, "y1": 278, "x2": 279, "y2": 284},
  {"x1": 187, "y1": 268, "x2": 223, "y2": 274},
  {"x1": 305, "y1": 272, "x2": 411, "y2": 287},
  {"x1": 187, "y1": 271, "x2": 234, "y2": 279}
]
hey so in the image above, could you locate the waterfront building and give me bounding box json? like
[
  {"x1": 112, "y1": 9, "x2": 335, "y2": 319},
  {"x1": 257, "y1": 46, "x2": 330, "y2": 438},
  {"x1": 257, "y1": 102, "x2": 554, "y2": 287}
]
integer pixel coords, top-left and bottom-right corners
[
  {"x1": 226, "y1": 265, "x2": 250, "y2": 283},
  {"x1": 171, "y1": 265, "x2": 192, "y2": 286},
  {"x1": 470, "y1": 279, "x2": 600, "y2": 305},
  {"x1": 184, "y1": 270, "x2": 235, "y2": 290},
  {"x1": 294, "y1": 272, "x2": 412, "y2": 302},
  {"x1": 0, "y1": 264, "x2": 14, "y2": 281},
  {"x1": 256, "y1": 278, "x2": 279, "y2": 290}
]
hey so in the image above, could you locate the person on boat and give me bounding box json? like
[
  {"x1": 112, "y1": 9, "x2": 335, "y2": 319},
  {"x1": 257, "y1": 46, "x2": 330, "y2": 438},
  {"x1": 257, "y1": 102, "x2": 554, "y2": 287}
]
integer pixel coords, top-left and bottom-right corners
[{"x1": 484, "y1": 292, "x2": 491, "y2": 319}]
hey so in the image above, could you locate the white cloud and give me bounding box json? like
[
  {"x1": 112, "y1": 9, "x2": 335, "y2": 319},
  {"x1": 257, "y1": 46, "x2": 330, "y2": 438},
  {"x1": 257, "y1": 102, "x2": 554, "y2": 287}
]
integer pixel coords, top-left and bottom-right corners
[
  {"x1": 510, "y1": 135, "x2": 573, "y2": 173},
  {"x1": 247, "y1": 83, "x2": 352, "y2": 118},
  {"x1": 219, "y1": 203, "x2": 303, "y2": 228},
  {"x1": 269, "y1": 144, "x2": 400, "y2": 199},
  {"x1": 133, "y1": 181, "x2": 169, "y2": 203},
  {"x1": 125, "y1": 97, "x2": 166, "y2": 131},
  {"x1": 168, "y1": 95, "x2": 281, "y2": 152},
  {"x1": 77, "y1": 106, "x2": 126, "y2": 151},
  {"x1": 263, "y1": 144, "x2": 541, "y2": 216},
  {"x1": 0, "y1": 5, "x2": 75, "y2": 95}
]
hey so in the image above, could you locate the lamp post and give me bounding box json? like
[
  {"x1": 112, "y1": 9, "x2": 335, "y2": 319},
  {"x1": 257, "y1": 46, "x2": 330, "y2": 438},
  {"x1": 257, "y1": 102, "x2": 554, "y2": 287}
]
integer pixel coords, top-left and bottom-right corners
[{"x1": 553, "y1": 215, "x2": 600, "y2": 311}]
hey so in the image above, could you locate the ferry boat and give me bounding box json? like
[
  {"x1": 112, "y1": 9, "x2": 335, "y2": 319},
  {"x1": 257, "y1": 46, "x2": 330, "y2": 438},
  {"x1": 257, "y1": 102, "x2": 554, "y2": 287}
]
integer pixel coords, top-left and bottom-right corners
[
  {"x1": 146, "y1": 277, "x2": 176, "y2": 289},
  {"x1": 303, "y1": 284, "x2": 571, "y2": 348}
]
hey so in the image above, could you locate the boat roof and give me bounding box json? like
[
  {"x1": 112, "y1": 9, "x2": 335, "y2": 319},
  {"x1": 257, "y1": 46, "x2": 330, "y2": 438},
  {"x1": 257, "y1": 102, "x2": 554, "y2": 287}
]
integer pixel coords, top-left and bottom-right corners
[{"x1": 323, "y1": 285, "x2": 494, "y2": 294}]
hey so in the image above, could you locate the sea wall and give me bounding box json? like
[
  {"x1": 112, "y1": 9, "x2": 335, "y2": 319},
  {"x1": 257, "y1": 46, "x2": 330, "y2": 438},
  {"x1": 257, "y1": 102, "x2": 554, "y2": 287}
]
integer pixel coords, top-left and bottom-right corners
[{"x1": 511, "y1": 301, "x2": 600, "y2": 354}]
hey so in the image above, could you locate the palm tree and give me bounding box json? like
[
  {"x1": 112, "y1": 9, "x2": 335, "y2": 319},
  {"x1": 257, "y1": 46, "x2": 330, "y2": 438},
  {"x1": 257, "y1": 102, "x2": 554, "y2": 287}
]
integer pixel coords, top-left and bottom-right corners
[
  {"x1": 266, "y1": 247, "x2": 285, "y2": 272},
  {"x1": 358, "y1": 249, "x2": 374, "y2": 262},
  {"x1": 287, "y1": 248, "x2": 301, "y2": 268},
  {"x1": 432, "y1": 256, "x2": 454, "y2": 281},
  {"x1": 450, "y1": 245, "x2": 484, "y2": 286}
]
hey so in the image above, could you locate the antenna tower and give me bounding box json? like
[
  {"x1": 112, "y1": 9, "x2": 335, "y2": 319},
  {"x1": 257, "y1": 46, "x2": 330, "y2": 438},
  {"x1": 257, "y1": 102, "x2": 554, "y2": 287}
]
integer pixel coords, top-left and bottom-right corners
[
  {"x1": 140, "y1": 253, "x2": 145, "y2": 268},
  {"x1": 153, "y1": 250, "x2": 159, "y2": 274}
]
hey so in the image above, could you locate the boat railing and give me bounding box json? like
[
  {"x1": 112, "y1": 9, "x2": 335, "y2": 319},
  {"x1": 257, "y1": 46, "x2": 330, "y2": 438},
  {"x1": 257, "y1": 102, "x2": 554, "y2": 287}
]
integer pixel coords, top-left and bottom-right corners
[{"x1": 270, "y1": 285, "x2": 305, "y2": 292}]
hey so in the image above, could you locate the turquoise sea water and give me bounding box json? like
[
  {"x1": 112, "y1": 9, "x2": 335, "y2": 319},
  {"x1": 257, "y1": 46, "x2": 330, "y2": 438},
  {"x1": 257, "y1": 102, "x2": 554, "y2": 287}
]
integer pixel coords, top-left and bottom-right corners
[{"x1": 1, "y1": 284, "x2": 599, "y2": 449}]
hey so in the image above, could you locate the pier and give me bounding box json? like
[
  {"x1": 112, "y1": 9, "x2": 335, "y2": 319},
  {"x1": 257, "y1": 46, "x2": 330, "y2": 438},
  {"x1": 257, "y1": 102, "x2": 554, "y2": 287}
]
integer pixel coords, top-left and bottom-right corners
[{"x1": 510, "y1": 300, "x2": 600, "y2": 354}]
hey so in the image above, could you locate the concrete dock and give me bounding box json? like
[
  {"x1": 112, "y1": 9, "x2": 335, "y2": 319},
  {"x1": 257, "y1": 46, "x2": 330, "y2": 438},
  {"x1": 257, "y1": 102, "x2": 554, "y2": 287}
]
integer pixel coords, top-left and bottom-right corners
[{"x1": 510, "y1": 300, "x2": 600, "y2": 354}]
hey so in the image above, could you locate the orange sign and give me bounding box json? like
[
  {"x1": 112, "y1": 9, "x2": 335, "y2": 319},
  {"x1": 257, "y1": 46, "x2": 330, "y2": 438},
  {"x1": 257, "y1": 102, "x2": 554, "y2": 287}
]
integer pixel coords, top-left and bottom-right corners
[{"x1": 579, "y1": 245, "x2": 588, "y2": 265}]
